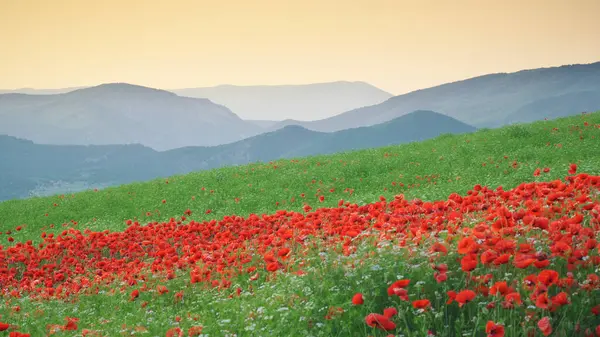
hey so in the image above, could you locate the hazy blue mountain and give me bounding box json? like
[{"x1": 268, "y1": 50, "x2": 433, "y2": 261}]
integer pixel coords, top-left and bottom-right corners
[
  {"x1": 0, "y1": 136, "x2": 159, "y2": 200},
  {"x1": 171, "y1": 81, "x2": 393, "y2": 120},
  {"x1": 0, "y1": 83, "x2": 262, "y2": 150},
  {"x1": 503, "y1": 90, "x2": 600, "y2": 124},
  {"x1": 216, "y1": 110, "x2": 476, "y2": 161},
  {"x1": 0, "y1": 110, "x2": 475, "y2": 201},
  {"x1": 266, "y1": 62, "x2": 600, "y2": 132}
]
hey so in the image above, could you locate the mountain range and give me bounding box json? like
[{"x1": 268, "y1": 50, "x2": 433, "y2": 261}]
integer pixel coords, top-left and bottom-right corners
[
  {"x1": 0, "y1": 83, "x2": 262, "y2": 150},
  {"x1": 0, "y1": 81, "x2": 394, "y2": 150},
  {"x1": 0, "y1": 81, "x2": 394, "y2": 125},
  {"x1": 2, "y1": 62, "x2": 599, "y2": 152},
  {"x1": 0, "y1": 110, "x2": 475, "y2": 201},
  {"x1": 265, "y1": 62, "x2": 600, "y2": 132}
]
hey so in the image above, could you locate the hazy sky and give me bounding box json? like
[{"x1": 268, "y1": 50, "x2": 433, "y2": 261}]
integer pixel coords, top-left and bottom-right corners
[{"x1": 1, "y1": 0, "x2": 599, "y2": 95}]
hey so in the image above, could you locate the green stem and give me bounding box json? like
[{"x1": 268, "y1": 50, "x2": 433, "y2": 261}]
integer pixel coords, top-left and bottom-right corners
[{"x1": 402, "y1": 311, "x2": 414, "y2": 337}]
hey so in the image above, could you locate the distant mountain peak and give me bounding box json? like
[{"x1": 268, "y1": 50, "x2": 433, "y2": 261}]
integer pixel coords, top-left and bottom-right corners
[
  {"x1": 70, "y1": 83, "x2": 176, "y2": 96},
  {"x1": 280, "y1": 124, "x2": 311, "y2": 132},
  {"x1": 0, "y1": 82, "x2": 263, "y2": 150},
  {"x1": 405, "y1": 109, "x2": 442, "y2": 116}
]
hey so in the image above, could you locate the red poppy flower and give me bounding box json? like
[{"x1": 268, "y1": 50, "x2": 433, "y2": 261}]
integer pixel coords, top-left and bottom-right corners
[
  {"x1": 502, "y1": 292, "x2": 522, "y2": 308},
  {"x1": 166, "y1": 327, "x2": 183, "y2": 337},
  {"x1": 412, "y1": 299, "x2": 431, "y2": 309},
  {"x1": 538, "y1": 270, "x2": 560, "y2": 286},
  {"x1": 481, "y1": 250, "x2": 499, "y2": 265},
  {"x1": 9, "y1": 333, "x2": 31, "y2": 337},
  {"x1": 129, "y1": 289, "x2": 140, "y2": 301},
  {"x1": 188, "y1": 326, "x2": 203, "y2": 336},
  {"x1": 455, "y1": 290, "x2": 477, "y2": 307},
  {"x1": 551, "y1": 292, "x2": 569, "y2": 306},
  {"x1": 266, "y1": 262, "x2": 279, "y2": 272},
  {"x1": 486, "y1": 321, "x2": 505, "y2": 337},
  {"x1": 568, "y1": 163, "x2": 578, "y2": 175},
  {"x1": 446, "y1": 291, "x2": 457, "y2": 304},
  {"x1": 392, "y1": 288, "x2": 409, "y2": 301},
  {"x1": 352, "y1": 293, "x2": 364, "y2": 305},
  {"x1": 535, "y1": 292, "x2": 550, "y2": 309},
  {"x1": 592, "y1": 304, "x2": 600, "y2": 316},
  {"x1": 461, "y1": 254, "x2": 478, "y2": 272},
  {"x1": 365, "y1": 313, "x2": 396, "y2": 331},
  {"x1": 490, "y1": 281, "x2": 511, "y2": 296},
  {"x1": 435, "y1": 272, "x2": 448, "y2": 283},
  {"x1": 387, "y1": 280, "x2": 410, "y2": 296},
  {"x1": 457, "y1": 237, "x2": 478, "y2": 254},
  {"x1": 538, "y1": 317, "x2": 552, "y2": 336},
  {"x1": 430, "y1": 242, "x2": 448, "y2": 255},
  {"x1": 63, "y1": 317, "x2": 79, "y2": 331},
  {"x1": 383, "y1": 307, "x2": 398, "y2": 318}
]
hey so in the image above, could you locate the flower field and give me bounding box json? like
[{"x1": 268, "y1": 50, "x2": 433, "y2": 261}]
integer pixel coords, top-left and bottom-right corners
[{"x1": 1, "y1": 112, "x2": 600, "y2": 336}]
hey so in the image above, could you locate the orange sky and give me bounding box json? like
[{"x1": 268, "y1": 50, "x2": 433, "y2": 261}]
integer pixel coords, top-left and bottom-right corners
[{"x1": 1, "y1": 0, "x2": 599, "y2": 94}]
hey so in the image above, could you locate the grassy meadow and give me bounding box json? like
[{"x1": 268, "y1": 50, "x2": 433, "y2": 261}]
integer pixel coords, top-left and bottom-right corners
[{"x1": 0, "y1": 112, "x2": 599, "y2": 336}]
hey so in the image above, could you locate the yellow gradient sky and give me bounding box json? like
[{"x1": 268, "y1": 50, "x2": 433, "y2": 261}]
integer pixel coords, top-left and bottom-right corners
[{"x1": 1, "y1": 0, "x2": 599, "y2": 94}]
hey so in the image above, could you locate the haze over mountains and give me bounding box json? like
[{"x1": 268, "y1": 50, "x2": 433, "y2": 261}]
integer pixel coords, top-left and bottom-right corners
[
  {"x1": 171, "y1": 81, "x2": 393, "y2": 120},
  {"x1": 266, "y1": 62, "x2": 600, "y2": 132},
  {"x1": 0, "y1": 110, "x2": 475, "y2": 201},
  {"x1": 0, "y1": 81, "x2": 393, "y2": 122}
]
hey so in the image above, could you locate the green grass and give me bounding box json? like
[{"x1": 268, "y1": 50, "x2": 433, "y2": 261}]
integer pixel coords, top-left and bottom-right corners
[{"x1": 0, "y1": 112, "x2": 599, "y2": 337}]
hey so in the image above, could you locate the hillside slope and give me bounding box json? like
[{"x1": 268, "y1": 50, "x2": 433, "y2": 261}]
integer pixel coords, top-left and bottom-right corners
[
  {"x1": 0, "y1": 111, "x2": 597, "y2": 241},
  {"x1": 0, "y1": 110, "x2": 598, "y2": 337},
  {"x1": 0, "y1": 111, "x2": 475, "y2": 200},
  {"x1": 0, "y1": 83, "x2": 262, "y2": 150},
  {"x1": 267, "y1": 62, "x2": 600, "y2": 131}
]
